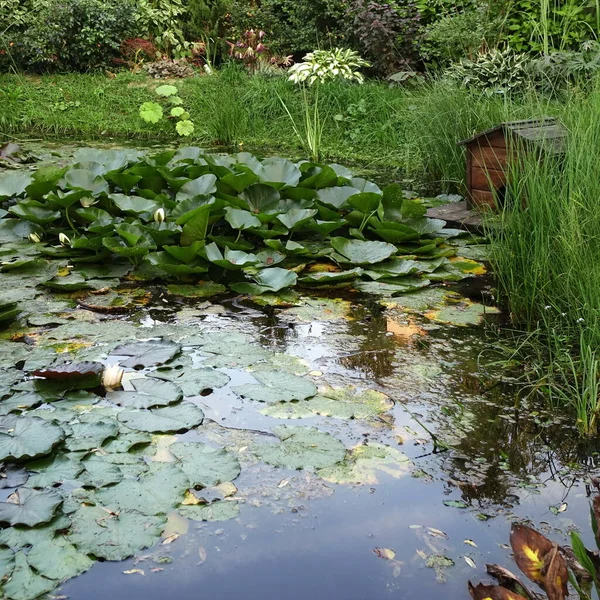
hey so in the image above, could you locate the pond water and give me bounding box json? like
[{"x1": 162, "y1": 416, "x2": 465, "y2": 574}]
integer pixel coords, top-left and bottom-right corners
[{"x1": 0, "y1": 142, "x2": 598, "y2": 600}]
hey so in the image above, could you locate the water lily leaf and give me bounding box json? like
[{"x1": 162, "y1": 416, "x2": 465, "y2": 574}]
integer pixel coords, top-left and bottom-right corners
[
  {"x1": 224, "y1": 206, "x2": 261, "y2": 230},
  {"x1": 27, "y1": 539, "x2": 93, "y2": 581},
  {"x1": 318, "y1": 443, "x2": 410, "y2": 484},
  {"x1": 153, "y1": 367, "x2": 230, "y2": 396},
  {"x1": 3, "y1": 552, "x2": 56, "y2": 600},
  {"x1": 64, "y1": 169, "x2": 109, "y2": 195},
  {"x1": 9, "y1": 201, "x2": 61, "y2": 225},
  {"x1": 110, "y1": 194, "x2": 158, "y2": 216},
  {"x1": 256, "y1": 425, "x2": 345, "y2": 470},
  {"x1": 170, "y1": 442, "x2": 240, "y2": 487},
  {"x1": 69, "y1": 505, "x2": 165, "y2": 561},
  {"x1": 97, "y1": 462, "x2": 190, "y2": 516},
  {"x1": 263, "y1": 386, "x2": 392, "y2": 419},
  {"x1": 111, "y1": 339, "x2": 182, "y2": 369},
  {"x1": 299, "y1": 268, "x2": 363, "y2": 285},
  {"x1": 0, "y1": 488, "x2": 62, "y2": 526},
  {"x1": 139, "y1": 101, "x2": 163, "y2": 123},
  {"x1": 240, "y1": 183, "x2": 281, "y2": 214},
  {"x1": 0, "y1": 465, "x2": 29, "y2": 489},
  {"x1": 203, "y1": 242, "x2": 258, "y2": 270},
  {"x1": 347, "y1": 192, "x2": 381, "y2": 214},
  {"x1": 276, "y1": 208, "x2": 318, "y2": 230},
  {"x1": 0, "y1": 391, "x2": 46, "y2": 416},
  {"x1": 353, "y1": 278, "x2": 430, "y2": 296},
  {"x1": 231, "y1": 267, "x2": 297, "y2": 295},
  {"x1": 26, "y1": 454, "x2": 85, "y2": 488},
  {"x1": 167, "y1": 282, "x2": 227, "y2": 298},
  {"x1": 316, "y1": 186, "x2": 360, "y2": 209},
  {"x1": 178, "y1": 501, "x2": 239, "y2": 522},
  {"x1": 330, "y1": 237, "x2": 396, "y2": 265},
  {"x1": 79, "y1": 456, "x2": 124, "y2": 488},
  {"x1": 425, "y1": 302, "x2": 500, "y2": 326},
  {"x1": 444, "y1": 500, "x2": 469, "y2": 509},
  {"x1": 0, "y1": 416, "x2": 65, "y2": 461},
  {"x1": 118, "y1": 402, "x2": 204, "y2": 433},
  {"x1": 233, "y1": 371, "x2": 317, "y2": 404},
  {"x1": 351, "y1": 177, "x2": 381, "y2": 194},
  {"x1": 64, "y1": 420, "x2": 119, "y2": 451},
  {"x1": 176, "y1": 174, "x2": 217, "y2": 201},
  {"x1": 401, "y1": 198, "x2": 427, "y2": 219},
  {"x1": 0, "y1": 171, "x2": 32, "y2": 198},
  {"x1": 0, "y1": 546, "x2": 14, "y2": 580},
  {"x1": 256, "y1": 158, "x2": 301, "y2": 189},
  {"x1": 107, "y1": 378, "x2": 183, "y2": 409},
  {"x1": 32, "y1": 361, "x2": 103, "y2": 382}
]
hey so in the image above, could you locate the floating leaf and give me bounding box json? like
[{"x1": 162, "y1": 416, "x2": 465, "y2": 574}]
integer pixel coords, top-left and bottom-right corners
[
  {"x1": 27, "y1": 539, "x2": 93, "y2": 581},
  {"x1": 118, "y1": 402, "x2": 204, "y2": 433},
  {"x1": 170, "y1": 442, "x2": 241, "y2": 487},
  {"x1": 373, "y1": 548, "x2": 396, "y2": 560},
  {"x1": 468, "y1": 582, "x2": 528, "y2": 600},
  {"x1": 256, "y1": 425, "x2": 345, "y2": 470},
  {"x1": 444, "y1": 500, "x2": 469, "y2": 509},
  {"x1": 26, "y1": 454, "x2": 85, "y2": 488},
  {"x1": 330, "y1": 237, "x2": 396, "y2": 265},
  {"x1": 0, "y1": 416, "x2": 64, "y2": 461},
  {"x1": 64, "y1": 420, "x2": 119, "y2": 451},
  {"x1": 233, "y1": 371, "x2": 317, "y2": 404},
  {"x1": 2, "y1": 552, "x2": 56, "y2": 600},
  {"x1": 0, "y1": 465, "x2": 28, "y2": 489},
  {"x1": 178, "y1": 501, "x2": 239, "y2": 522},
  {"x1": 107, "y1": 378, "x2": 183, "y2": 409},
  {"x1": 0, "y1": 488, "x2": 62, "y2": 526},
  {"x1": 153, "y1": 367, "x2": 230, "y2": 396},
  {"x1": 111, "y1": 339, "x2": 182, "y2": 369}
]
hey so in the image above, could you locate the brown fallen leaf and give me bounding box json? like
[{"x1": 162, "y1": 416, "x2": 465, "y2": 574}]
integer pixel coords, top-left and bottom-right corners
[
  {"x1": 510, "y1": 524, "x2": 553, "y2": 587},
  {"x1": 373, "y1": 548, "x2": 396, "y2": 560},
  {"x1": 543, "y1": 545, "x2": 569, "y2": 600},
  {"x1": 161, "y1": 534, "x2": 179, "y2": 545},
  {"x1": 485, "y1": 564, "x2": 536, "y2": 600},
  {"x1": 468, "y1": 582, "x2": 528, "y2": 600}
]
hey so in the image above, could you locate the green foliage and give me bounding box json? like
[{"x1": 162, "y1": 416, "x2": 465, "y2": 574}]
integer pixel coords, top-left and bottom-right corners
[
  {"x1": 139, "y1": 84, "x2": 194, "y2": 136},
  {"x1": 6, "y1": 147, "x2": 478, "y2": 294},
  {"x1": 13, "y1": 0, "x2": 141, "y2": 72},
  {"x1": 136, "y1": 0, "x2": 188, "y2": 56},
  {"x1": 446, "y1": 48, "x2": 532, "y2": 95},
  {"x1": 183, "y1": 0, "x2": 232, "y2": 40},
  {"x1": 226, "y1": 0, "x2": 349, "y2": 55},
  {"x1": 288, "y1": 48, "x2": 370, "y2": 85}
]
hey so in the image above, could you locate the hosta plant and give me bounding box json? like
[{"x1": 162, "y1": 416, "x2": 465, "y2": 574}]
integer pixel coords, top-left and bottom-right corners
[
  {"x1": 1, "y1": 147, "x2": 479, "y2": 296},
  {"x1": 139, "y1": 84, "x2": 195, "y2": 137},
  {"x1": 288, "y1": 48, "x2": 370, "y2": 85}
]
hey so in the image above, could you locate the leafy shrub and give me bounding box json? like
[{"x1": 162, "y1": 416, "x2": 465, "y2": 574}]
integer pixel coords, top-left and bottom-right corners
[
  {"x1": 349, "y1": 0, "x2": 422, "y2": 76},
  {"x1": 183, "y1": 0, "x2": 232, "y2": 40},
  {"x1": 16, "y1": 0, "x2": 141, "y2": 72},
  {"x1": 288, "y1": 48, "x2": 370, "y2": 85},
  {"x1": 445, "y1": 48, "x2": 531, "y2": 95},
  {"x1": 226, "y1": 0, "x2": 349, "y2": 55},
  {"x1": 136, "y1": 0, "x2": 188, "y2": 56},
  {"x1": 116, "y1": 38, "x2": 159, "y2": 71}
]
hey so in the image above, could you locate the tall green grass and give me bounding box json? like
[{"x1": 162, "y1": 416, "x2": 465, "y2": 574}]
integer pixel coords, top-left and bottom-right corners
[{"x1": 489, "y1": 85, "x2": 600, "y2": 433}]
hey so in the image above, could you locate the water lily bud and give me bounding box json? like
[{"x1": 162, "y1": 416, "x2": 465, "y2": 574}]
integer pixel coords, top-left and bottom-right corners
[
  {"x1": 58, "y1": 232, "x2": 71, "y2": 246},
  {"x1": 28, "y1": 233, "x2": 41, "y2": 243},
  {"x1": 102, "y1": 364, "x2": 124, "y2": 390},
  {"x1": 153, "y1": 208, "x2": 166, "y2": 223},
  {"x1": 80, "y1": 197, "x2": 98, "y2": 208}
]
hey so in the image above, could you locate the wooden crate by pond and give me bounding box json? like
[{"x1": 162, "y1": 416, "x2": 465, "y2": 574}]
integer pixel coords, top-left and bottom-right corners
[{"x1": 458, "y1": 118, "x2": 567, "y2": 210}]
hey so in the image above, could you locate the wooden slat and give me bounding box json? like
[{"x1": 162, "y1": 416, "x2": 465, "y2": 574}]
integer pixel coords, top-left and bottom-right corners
[
  {"x1": 470, "y1": 189, "x2": 498, "y2": 210},
  {"x1": 470, "y1": 146, "x2": 508, "y2": 170},
  {"x1": 471, "y1": 166, "x2": 506, "y2": 190},
  {"x1": 481, "y1": 131, "x2": 507, "y2": 149}
]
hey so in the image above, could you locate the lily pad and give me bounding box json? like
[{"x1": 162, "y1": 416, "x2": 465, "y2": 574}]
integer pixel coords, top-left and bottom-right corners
[
  {"x1": 170, "y1": 442, "x2": 241, "y2": 487},
  {"x1": 107, "y1": 377, "x2": 183, "y2": 409},
  {"x1": 110, "y1": 338, "x2": 182, "y2": 369},
  {"x1": 0, "y1": 416, "x2": 64, "y2": 461},
  {"x1": 26, "y1": 454, "x2": 85, "y2": 488},
  {"x1": 0, "y1": 546, "x2": 14, "y2": 580},
  {"x1": 233, "y1": 371, "x2": 317, "y2": 404},
  {"x1": 330, "y1": 238, "x2": 396, "y2": 265},
  {"x1": 27, "y1": 539, "x2": 93, "y2": 581},
  {"x1": 255, "y1": 425, "x2": 346, "y2": 470},
  {"x1": 3, "y1": 552, "x2": 56, "y2": 600},
  {"x1": 152, "y1": 368, "x2": 230, "y2": 396},
  {"x1": 0, "y1": 514, "x2": 71, "y2": 549},
  {"x1": 63, "y1": 420, "x2": 119, "y2": 451},
  {"x1": 69, "y1": 505, "x2": 165, "y2": 561},
  {"x1": 167, "y1": 282, "x2": 227, "y2": 298},
  {"x1": 79, "y1": 457, "x2": 124, "y2": 488},
  {"x1": 178, "y1": 501, "x2": 239, "y2": 522},
  {"x1": 118, "y1": 402, "x2": 204, "y2": 433},
  {"x1": 425, "y1": 301, "x2": 501, "y2": 326},
  {"x1": 0, "y1": 465, "x2": 29, "y2": 489},
  {"x1": 0, "y1": 488, "x2": 63, "y2": 526}
]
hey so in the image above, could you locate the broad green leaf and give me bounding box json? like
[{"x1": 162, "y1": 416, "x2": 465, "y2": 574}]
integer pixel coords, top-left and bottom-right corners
[
  {"x1": 170, "y1": 442, "x2": 241, "y2": 487},
  {"x1": 347, "y1": 192, "x2": 381, "y2": 214},
  {"x1": 2, "y1": 552, "x2": 56, "y2": 600},
  {"x1": 257, "y1": 158, "x2": 301, "y2": 189},
  {"x1": 107, "y1": 377, "x2": 183, "y2": 409},
  {"x1": 276, "y1": 208, "x2": 318, "y2": 230},
  {"x1": 139, "y1": 101, "x2": 163, "y2": 123},
  {"x1": 176, "y1": 120, "x2": 195, "y2": 137},
  {"x1": 171, "y1": 106, "x2": 185, "y2": 117},
  {"x1": 27, "y1": 539, "x2": 93, "y2": 581},
  {"x1": 231, "y1": 267, "x2": 297, "y2": 294},
  {"x1": 64, "y1": 420, "x2": 119, "y2": 451},
  {"x1": 9, "y1": 202, "x2": 61, "y2": 225},
  {"x1": 110, "y1": 193, "x2": 158, "y2": 216},
  {"x1": 178, "y1": 501, "x2": 239, "y2": 522},
  {"x1": 118, "y1": 402, "x2": 205, "y2": 433},
  {"x1": 0, "y1": 171, "x2": 32, "y2": 198},
  {"x1": 224, "y1": 206, "x2": 261, "y2": 230},
  {"x1": 110, "y1": 339, "x2": 182, "y2": 369},
  {"x1": 330, "y1": 237, "x2": 396, "y2": 265},
  {"x1": 316, "y1": 186, "x2": 360, "y2": 209},
  {"x1": 0, "y1": 488, "x2": 62, "y2": 526},
  {"x1": 153, "y1": 367, "x2": 230, "y2": 396},
  {"x1": 69, "y1": 505, "x2": 165, "y2": 561},
  {"x1": 26, "y1": 454, "x2": 85, "y2": 488},
  {"x1": 233, "y1": 371, "x2": 317, "y2": 403},
  {"x1": 176, "y1": 174, "x2": 217, "y2": 201},
  {"x1": 155, "y1": 84, "x2": 178, "y2": 97},
  {"x1": 255, "y1": 425, "x2": 346, "y2": 470},
  {"x1": 0, "y1": 416, "x2": 64, "y2": 461},
  {"x1": 63, "y1": 169, "x2": 109, "y2": 195},
  {"x1": 240, "y1": 183, "x2": 281, "y2": 214}
]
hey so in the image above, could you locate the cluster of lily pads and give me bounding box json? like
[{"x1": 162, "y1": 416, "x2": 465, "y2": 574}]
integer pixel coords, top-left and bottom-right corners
[
  {"x1": 0, "y1": 147, "x2": 480, "y2": 297},
  {"x1": 0, "y1": 327, "x2": 412, "y2": 600}
]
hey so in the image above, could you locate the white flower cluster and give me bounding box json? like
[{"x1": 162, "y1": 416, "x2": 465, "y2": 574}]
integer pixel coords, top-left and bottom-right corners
[{"x1": 288, "y1": 48, "x2": 370, "y2": 86}]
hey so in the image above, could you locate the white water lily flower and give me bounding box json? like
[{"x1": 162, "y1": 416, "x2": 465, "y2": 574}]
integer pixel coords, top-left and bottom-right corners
[
  {"x1": 80, "y1": 197, "x2": 98, "y2": 208},
  {"x1": 102, "y1": 364, "x2": 124, "y2": 389},
  {"x1": 58, "y1": 233, "x2": 71, "y2": 246},
  {"x1": 153, "y1": 208, "x2": 166, "y2": 223},
  {"x1": 28, "y1": 233, "x2": 41, "y2": 243}
]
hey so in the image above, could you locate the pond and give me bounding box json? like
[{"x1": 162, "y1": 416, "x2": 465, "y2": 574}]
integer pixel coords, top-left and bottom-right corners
[{"x1": 0, "y1": 143, "x2": 597, "y2": 600}]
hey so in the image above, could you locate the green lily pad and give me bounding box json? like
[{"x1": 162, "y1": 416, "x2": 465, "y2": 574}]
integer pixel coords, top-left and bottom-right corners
[
  {"x1": 425, "y1": 301, "x2": 501, "y2": 326},
  {"x1": 262, "y1": 386, "x2": 393, "y2": 420},
  {"x1": 255, "y1": 425, "x2": 346, "y2": 470},
  {"x1": 178, "y1": 501, "x2": 239, "y2": 522},
  {"x1": 69, "y1": 505, "x2": 165, "y2": 561},
  {"x1": 330, "y1": 238, "x2": 397, "y2": 265},
  {"x1": 0, "y1": 171, "x2": 33, "y2": 198},
  {"x1": 317, "y1": 444, "x2": 411, "y2": 484},
  {"x1": 3, "y1": 552, "x2": 56, "y2": 600},
  {"x1": 170, "y1": 442, "x2": 241, "y2": 487},
  {"x1": 107, "y1": 377, "x2": 183, "y2": 409},
  {"x1": 166, "y1": 282, "x2": 227, "y2": 298},
  {"x1": 118, "y1": 402, "x2": 204, "y2": 433},
  {"x1": 63, "y1": 420, "x2": 119, "y2": 451},
  {"x1": 79, "y1": 457, "x2": 124, "y2": 488},
  {"x1": 96, "y1": 462, "x2": 189, "y2": 516},
  {"x1": 233, "y1": 371, "x2": 317, "y2": 404},
  {"x1": 0, "y1": 416, "x2": 64, "y2": 462},
  {"x1": 153, "y1": 367, "x2": 230, "y2": 396},
  {"x1": 27, "y1": 539, "x2": 93, "y2": 581},
  {"x1": 0, "y1": 546, "x2": 15, "y2": 580},
  {"x1": 0, "y1": 392, "x2": 46, "y2": 416},
  {"x1": 26, "y1": 454, "x2": 85, "y2": 488},
  {"x1": 231, "y1": 267, "x2": 298, "y2": 295},
  {"x1": 0, "y1": 488, "x2": 63, "y2": 526},
  {"x1": 110, "y1": 338, "x2": 182, "y2": 369},
  {"x1": 0, "y1": 465, "x2": 29, "y2": 489}
]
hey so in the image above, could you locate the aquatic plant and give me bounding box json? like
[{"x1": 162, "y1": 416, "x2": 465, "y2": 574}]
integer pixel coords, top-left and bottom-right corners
[{"x1": 0, "y1": 147, "x2": 480, "y2": 296}]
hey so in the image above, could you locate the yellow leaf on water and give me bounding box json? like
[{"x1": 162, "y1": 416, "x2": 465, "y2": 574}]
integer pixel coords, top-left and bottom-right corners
[
  {"x1": 464, "y1": 556, "x2": 477, "y2": 568},
  {"x1": 373, "y1": 548, "x2": 396, "y2": 560},
  {"x1": 123, "y1": 569, "x2": 145, "y2": 575},
  {"x1": 464, "y1": 539, "x2": 477, "y2": 547}
]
